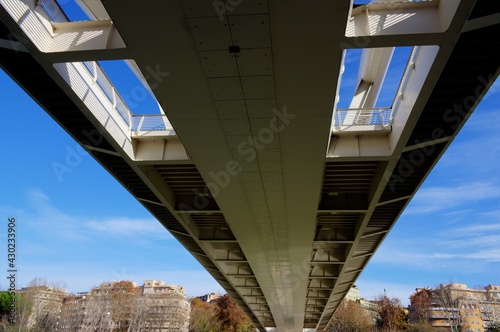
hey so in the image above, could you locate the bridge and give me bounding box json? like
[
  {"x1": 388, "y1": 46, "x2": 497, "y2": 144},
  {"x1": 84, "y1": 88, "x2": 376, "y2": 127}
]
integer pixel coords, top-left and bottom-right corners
[{"x1": 1, "y1": 0, "x2": 499, "y2": 330}]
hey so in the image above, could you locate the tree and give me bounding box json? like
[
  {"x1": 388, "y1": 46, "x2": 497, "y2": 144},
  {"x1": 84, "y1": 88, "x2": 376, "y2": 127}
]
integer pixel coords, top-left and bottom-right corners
[
  {"x1": 408, "y1": 289, "x2": 436, "y2": 332},
  {"x1": 433, "y1": 285, "x2": 462, "y2": 332},
  {"x1": 487, "y1": 321, "x2": 500, "y2": 332},
  {"x1": 59, "y1": 294, "x2": 85, "y2": 332},
  {"x1": 0, "y1": 292, "x2": 13, "y2": 316},
  {"x1": 13, "y1": 286, "x2": 33, "y2": 330},
  {"x1": 82, "y1": 285, "x2": 113, "y2": 332},
  {"x1": 126, "y1": 297, "x2": 149, "y2": 332},
  {"x1": 328, "y1": 298, "x2": 374, "y2": 332},
  {"x1": 189, "y1": 298, "x2": 219, "y2": 332},
  {"x1": 0, "y1": 291, "x2": 28, "y2": 331},
  {"x1": 109, "y1": 281, "x2": 139, "y2": 332},
  {"x1": 214, "y1": 294, "x2": 254, "y2": 332},
  {"x1": 80, "y1": 280, "x2": 139, "y2": 332},
  {"x1": 374, "y1": 295, "x2": 407, "y2": 332},
  {"x1": 409, "y1": 289, "x2": 431, "y2": 324},
  {"x1": 10, "y1": 277, "x2": 66, "y2": 332},
  {"x1": 190, "y1": 295, "x2": 255, "y2": 332}
]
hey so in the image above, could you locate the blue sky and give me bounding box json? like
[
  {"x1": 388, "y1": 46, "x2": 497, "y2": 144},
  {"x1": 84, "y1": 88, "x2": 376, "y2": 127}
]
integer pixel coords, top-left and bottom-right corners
[
  {"x1": 357, "y1": 78, "x2": 500, "y2": 305},
  {"x1": 1, "y1": 3, "x2": 499, "y2": 307}
]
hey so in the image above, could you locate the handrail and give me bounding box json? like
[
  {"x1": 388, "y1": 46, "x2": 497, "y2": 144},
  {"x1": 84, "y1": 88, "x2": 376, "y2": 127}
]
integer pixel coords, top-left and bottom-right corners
[
  {"x1": 334, "y1": 107, "x2": 392, "y2": 127},
  {"x1": 81, "y1": 61, "x2": 133, "y2": 130},
  {"x1": 39, "y1": 0, "x2": 68, "y2": 23},
  {"x1": 40, "y1": 0, "x2": 136, "y2": 132},
  {"x1": 132, "y1": 114, "x2": 175, "y2": 133},
  {"x1": 332, "y1": 46, "x2": 421, "y2": 133},
  {"x1": 389, "y1": 45, "x2": 422, "y2": 122}
]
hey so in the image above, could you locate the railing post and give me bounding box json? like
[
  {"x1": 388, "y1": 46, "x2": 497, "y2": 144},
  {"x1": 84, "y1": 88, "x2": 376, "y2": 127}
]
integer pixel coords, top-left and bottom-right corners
[
  {"x1": 92, "y1": 61, "x2": 98, "y2": 83},
  {"x1": 377, "y1": 108, "x2": 384, "y2": 125},
  {"x1": 390, "y1": 45, "x2": 421, "y2": 123},
  {"x1": 112, "y1": 88, "x2": 117, "y2": 109},
  {"x1": 136, "y1": 116, "x2": 145, "y2": 134},
  {"x1": 127, "y1": 112, "x2": 133, "y2": 131}
]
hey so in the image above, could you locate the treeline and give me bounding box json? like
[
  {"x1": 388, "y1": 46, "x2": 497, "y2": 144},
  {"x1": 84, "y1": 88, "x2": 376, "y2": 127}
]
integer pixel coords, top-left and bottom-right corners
[
  {"x1": 0, "y1": 277, "x2": 255, "y2": 332},
  {"x1": 329, "y1": 286, "x2": 500, "y2": 332},
  {"x1": 189, "y1": 295, "x2": 256, "y2": 332},
  {"x1": 329, "y1": 295, "x2": 409, "y2": 332},
  {"x1": 0, "y1": 277, "x2": 190, "y2": 332}
]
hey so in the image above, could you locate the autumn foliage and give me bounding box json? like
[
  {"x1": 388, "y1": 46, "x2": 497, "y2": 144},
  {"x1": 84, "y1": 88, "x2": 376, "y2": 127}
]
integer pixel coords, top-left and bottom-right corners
[
  {"x1": 375, "y1": 295, "x2": 408, "y2": 332},
  {"x1": 328, "y1": 298, "x2": 374, "y2": 332},
  {"x1": 189, "y1": 294, "x2": 255, "y2": 332}
]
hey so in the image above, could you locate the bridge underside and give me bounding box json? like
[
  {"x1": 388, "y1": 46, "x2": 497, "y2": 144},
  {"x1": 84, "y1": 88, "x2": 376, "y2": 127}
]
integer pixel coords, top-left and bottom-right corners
[{"x1": 1, "y1": 0, "x2": 499, "y2": 331}]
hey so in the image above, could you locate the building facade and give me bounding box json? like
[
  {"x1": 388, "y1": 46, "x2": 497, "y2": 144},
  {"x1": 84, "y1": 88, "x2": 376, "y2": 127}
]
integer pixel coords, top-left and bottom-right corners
[
  {"x1": 197, "y1": 292, "x2": 221, "y2": 303},
  {"x1": 139, "y1": 280, "x2": 190, "y2": 332},
  {"x1": 410, "y1": 283, "x2": 500, "y2": 332},
  {"x1": 57, "y1": 279, "x2": 190, "y2": 331},
  {"x1": 16, "y1": 284, "x2": 67, "y2": 330}
]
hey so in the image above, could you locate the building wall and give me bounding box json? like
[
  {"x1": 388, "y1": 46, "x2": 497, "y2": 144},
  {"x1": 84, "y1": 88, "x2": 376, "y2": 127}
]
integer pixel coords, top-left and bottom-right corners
[
  {"x1": 410, "y1": 283, "x2": 500, "y2": 332},
  {"x1": 57, "y1": 279, "x2": 190, "y2": 332},
  {"x1": 17, "y1": 285, "x2": 67, "y2": 329},
  {"x1": 197, "y1": 292, "x2": 221, "y2": 303}
]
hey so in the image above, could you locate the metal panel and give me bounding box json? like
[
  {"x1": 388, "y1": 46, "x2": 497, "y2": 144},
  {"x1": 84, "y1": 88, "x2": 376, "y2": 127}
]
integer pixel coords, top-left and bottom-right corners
[
  {"x1": 188, "y1": 17, "x2": 232, "y2": 51},
  {"x1": 241, "y1": 76, "x2": 275, "y2": 99},
  {"x1": 228, "y1": 14, "x2": 271, "y2": 48},
  {"x1": 236, "y1": 48, "x2": 274, "y2": 76},
  {"x1": 199, "y1": 50, "x2": 238, "y2": 77}
]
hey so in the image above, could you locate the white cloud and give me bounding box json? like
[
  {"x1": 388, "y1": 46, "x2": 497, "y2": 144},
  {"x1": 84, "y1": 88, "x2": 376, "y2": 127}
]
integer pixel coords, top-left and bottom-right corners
[
  {"x1": 405, "y1": 182, "x2": 500, "y2": 214},
  {"x1": 25, "y1": 189, "x2": 89, "y2": 241},
  {"x1": 442, "y1": 234, "x2": 500, "y2": 249},
  {"x1": 448, "y1": 222, "x2": 500, "y2": 237},
  {"x1": 462, "y1": 248, "x2": 500, "y2": 262},
  {"x1": 23, "y1": 188, "x2": 173, "y2": 243},
  {"x1": 424, "y1": 250, "x2": 500, "y2": 263},
  {"x1": 84, "y1": 218, "x2": 172, "y2": 240},
  {"x1": 371, "y1": 238, "x2": 500, "y2": 270}
]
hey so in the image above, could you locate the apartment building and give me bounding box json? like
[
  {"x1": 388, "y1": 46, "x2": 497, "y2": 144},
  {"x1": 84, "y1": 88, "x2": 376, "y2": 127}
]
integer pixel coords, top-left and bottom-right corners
[
  {"x1": 197, "y1": 292, "x2": 221, "y2": 303},
  {"x1": 57, "y1": 279, "x2": 189, "y2": 331},
  {"x1": 410, "y1": 283, "x2": 500, "y2": 332},
  {"x1": 16, "y1": 284, "x2": 67, "y2": 329},
  {"x1": 139, "y1": 280, "x2": 190, "y2": 332}
]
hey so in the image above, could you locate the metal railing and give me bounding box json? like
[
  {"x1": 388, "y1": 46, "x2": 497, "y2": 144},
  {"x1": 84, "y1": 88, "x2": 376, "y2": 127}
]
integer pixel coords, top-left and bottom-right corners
[
  {"x1": 389, "y1": 45, "x2": 421, "y2": 122},
  {"x1": 39, "y1": 0, "x2": 68, "y2": 23},
  {"x1": 82, "y1": 61, "x2": 133, "y2": 129},
  {"x1": 333, "y1": 107, "x2": 392, "y2": 127},
  {"x1": 132, "y1": 114, "x2": 174, "y2": 132},
  {"x1": 332, "y1": 45, "x2": 422, "y2": 133},
  {"x1": 40, "y1": 0, "x2": 131, "y2": 130},
  {"x1": 40, "y1": 0, "x2": 173, "y2": 136}
]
